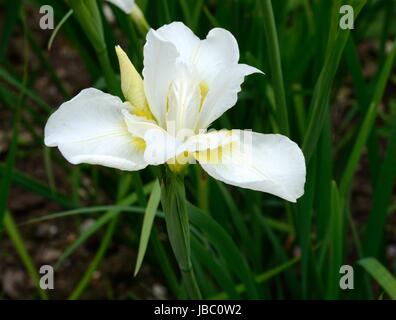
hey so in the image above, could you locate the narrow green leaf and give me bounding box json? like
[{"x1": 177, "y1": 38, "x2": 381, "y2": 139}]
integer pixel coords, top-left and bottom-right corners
[
  {"x1": 0, "y1": 0, "x2": 21, "y2": 60},
  {"x1": 259, "y1": 0, "x2": 289, "y2": 135},
  {"x1": 4, "y1": 211, "x2": 48, "y2": 300},
  {"x1": 358, "y1": 258, "x2": 396, "y2": 299},
  {"x1": 134, "y1": 180, "x2": 161, "y2": 276},
  {"x1": 48, "y1": 9, "x2": 74, "y2": 50},
  {"x1": 303, "y1": 0, "x2": 367, "y2": 161},
  {"x1": 363, "y1": 111, "x2": 396, "y2": 256},
  {"x1": 54, "y1": 188, "x2": 151, "y2": 269},
  {"x1": 326, "y1": 181, "x2": 343, "y2": 299},
  {"x1": 188, "y1": 204, "x2": 259, "y2": 299},
  {"x1": 340, "y1": 38, "x2": 396, "y2": 196},
  {"x1": 210, "y1": 257, "x2": 299, "y2": 300},
  {"x1": 0, "y1": 164, "x2": 77, "y2": 209},
  {"x1": 191, "y1": 236, "x2": 240, "y2": 299}
]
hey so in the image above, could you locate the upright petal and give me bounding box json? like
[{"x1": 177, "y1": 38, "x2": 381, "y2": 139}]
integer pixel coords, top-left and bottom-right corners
[
  {"x1": 144, "y1": 23, "x2": 262, "y2": 130},
  {"x1": 165, "y1": 63, "x2": 201, "y2": 133},
  {"x1": 193, "y1": 27, "x2": 262, "y2": 129},
  {"x1": 196, "y1": 64, "x2": 261, "y2": 129},
  {"x1": 155, "y1": 22, "x2": 200, "y2": 63},
  {"x1": 143, "y1": 29, "x2": 180, "y2": 127},
  {"x1": 45, "y1": 88, "x2": 147, "y2": 171},
  {"x1": 198, "y1": 131, "x2": 306, "y2": 202}
]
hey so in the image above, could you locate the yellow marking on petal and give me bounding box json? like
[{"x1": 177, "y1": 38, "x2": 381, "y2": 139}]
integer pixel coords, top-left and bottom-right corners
[
  {"x1": 132, "y1": 137, "x2": 146, "y2": 152},
  {"x1": 194, "y1": 140, "x2": 236, "y2": 165},
  {"x1": 167, "y1": 151, "x2": 192, "y2": 173},
  {"x1": 115, "y1": 45, "x2": 146, "y2": 109},
  {"x1": 131, "y1": 103, "x2": 154, "y2": 120},
  {"x1": 199, "y1": 81, "x2": 209, "y2": 112}
]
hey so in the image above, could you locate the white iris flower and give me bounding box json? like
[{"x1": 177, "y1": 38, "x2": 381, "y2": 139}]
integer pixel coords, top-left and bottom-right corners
[{"x1": 44, "y1": 22, "x2": 306, "y2": 202}]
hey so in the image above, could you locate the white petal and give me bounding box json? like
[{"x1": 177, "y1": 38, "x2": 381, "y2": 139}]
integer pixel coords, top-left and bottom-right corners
[
  {"x1": 198, "y1": 131, "x2": 306, "y2": 202},
  {"x1": 143, "y1": 28, "x2": 180, "y2": 127},
  {"x1": 165, "y1": 63, "x2": 201, "y2": 133},
  {"x1": 181, "y1": 129, "x2": 237, "y2": 154},
  {"x1": 144, "y1": 22, "x2": 261, "y2": 129},
  {"x1": 155, "y1": 22, "x2": 200, "y2": 63},
  {"x1": 196, "y1": 64, "x2": 261, "y2": 129},
  {"x1": 44, "y1": 88, "x2": 147, "y2": 171},
  {"x1": 122, "y1": 111, "x2": 181, "y2": 165},
  {"x1": 162, "y1": 26, "x2": 262, "y2": 129},
  {"x1": 195, "y1": 28, "x2": 240, "y2": 79},
  {"x1": 195, "y1": 29, "x2": 263, "y2": 129},
  {"x1": 106, "y1": 0, "x2": 135, "y2": 14}
]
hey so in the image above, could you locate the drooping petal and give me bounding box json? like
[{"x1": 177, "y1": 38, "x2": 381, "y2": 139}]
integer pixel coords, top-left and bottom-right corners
[
  {"x1": 122, "y1": 111, "x2": 181, "y2": 165},
  {"x1": 106, "y1": 0, "x2": 135, "y2": 14},
  {"x1": 142, "y1": 28, "x2": 180, "y2": 127},
  {"x1": 181, "y1": 129, "x2": 237, "y2": 154},
  {"x1": 115, "y1": 45, "x2": 146, "y2": 108},
  {"x1": 197, "y1": 131, "x2": 306, "y2": 202},
  {"x1": 44, "y1": 88, "x2": 147, "y2": 171}
]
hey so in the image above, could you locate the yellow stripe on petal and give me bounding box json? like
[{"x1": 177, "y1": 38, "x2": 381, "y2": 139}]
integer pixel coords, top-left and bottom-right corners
[
  {"x1": 115, "y1": 45, "x2": 146, "y2": 109},
  {"x1": 132, "y1": 136, "x2": 146, "y2": 152},
  {"x1": 199, "y1": 81, "x2": 209, "y2": 112}
]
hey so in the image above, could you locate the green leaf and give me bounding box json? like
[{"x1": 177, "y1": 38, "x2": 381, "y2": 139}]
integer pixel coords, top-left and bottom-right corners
[
  {"x1": 340, "y1": 37, "x2": 396, "y2": 196},
  {"x1": 363, "y1": 110, "x2": 396, "y2": 256},
  {"x1": 303, "y1": 0, "x2": 367, "y2": 161},
  {"x1": 0, "y1": 164, "x2": 77, "y2": 209},
  {"x1": 259, "y1": 0, "x2": 289, "y2": 135},
  {"x1": 188, "y1": 204, "x2": 259, "y2": 299},
  {"x1": 54, "y1": 186, "x2": 152, "y2": 269},
  {"x1": 358, "y1": 258, "x2": 396, "y2": 299},
  {"x1": 191, "y1": 236, "x2": 240, "y2": 299},
  {"x1": 0, "y1": 67, "x2": 51, "y2": 113},
  {"x1": 134, "y1": 180, "x2": 161, "y2": 276},
  {"x1": 210, "y1": 257, "x2": 299, "y2": 300},
  {"x1": 325, "y1": 181, "x2": 343, "y2": 299},
  {"x1": 4, "y1": 211, "x2": 48, "y2": 300}
]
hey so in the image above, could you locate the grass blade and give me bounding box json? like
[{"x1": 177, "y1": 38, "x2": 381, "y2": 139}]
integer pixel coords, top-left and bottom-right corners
[
  {"x1": 134, "y1": 180, "x2": 161, "y2": 276},
  {"x1": 188, "y1": 204, "x2": 259, "y2": 299},
  {"x1": 340, "y1": 38, "x2": 396, "y2": 196},
  {"x1": 358, "y1": 258, "x2": 396, "y2": 299},
  {"x1": 363, "y1": 111, "x2": 396, "y2": 256},
  {"x1": 303, "y1": 0, "x2": 367, "y2": 161},
  {"x1": 259, "y1": 0, "x2": 289, "y2": 135},
  {"x1": 4, "y1": 211, "x2": 48, "y2": 300}
]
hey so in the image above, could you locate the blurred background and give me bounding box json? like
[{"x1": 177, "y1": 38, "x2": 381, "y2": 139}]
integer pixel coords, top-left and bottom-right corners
[{"x1": 0, "y1": 0, "x2": 396, "y2": 299}]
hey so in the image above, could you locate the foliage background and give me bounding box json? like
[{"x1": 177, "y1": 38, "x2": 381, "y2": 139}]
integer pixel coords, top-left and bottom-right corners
[{"x1": 0, "y1": 0, "x2": 396, "y2": 299}]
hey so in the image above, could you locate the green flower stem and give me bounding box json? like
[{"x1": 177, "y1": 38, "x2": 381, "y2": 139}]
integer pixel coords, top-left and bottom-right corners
[
  {"x1": 160, "y1": 168, "x2": 202, "y2": 299},
  {"x1": 259, "y1": 0, "x2": 290, "y2": 136}
]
